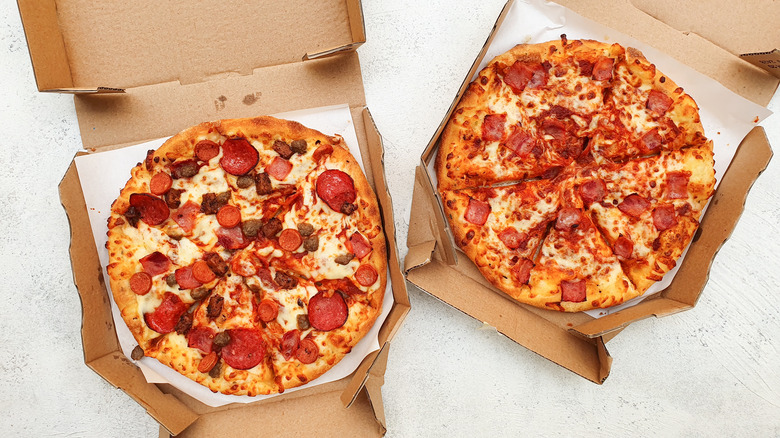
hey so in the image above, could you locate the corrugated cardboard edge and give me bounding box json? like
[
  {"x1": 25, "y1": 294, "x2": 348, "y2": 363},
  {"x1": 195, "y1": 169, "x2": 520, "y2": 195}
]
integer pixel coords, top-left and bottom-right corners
[{"x1": 740, "y1": 49, "x2": 780, "y2": 79}]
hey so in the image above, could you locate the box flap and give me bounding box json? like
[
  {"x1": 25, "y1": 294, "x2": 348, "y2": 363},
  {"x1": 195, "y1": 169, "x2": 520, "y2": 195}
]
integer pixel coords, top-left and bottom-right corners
[{"x1": 19, "y1": 0, "x2": 366, "y2": 91}]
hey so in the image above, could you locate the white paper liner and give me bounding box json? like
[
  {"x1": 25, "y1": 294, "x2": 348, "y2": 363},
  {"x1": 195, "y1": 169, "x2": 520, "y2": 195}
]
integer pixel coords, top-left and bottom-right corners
[
  {"x1": 74, "y1": 104, "x2": 394, "y2": 407},
  {"x1": 426, "y1": 0, "x2": 772, "y2": 318}
]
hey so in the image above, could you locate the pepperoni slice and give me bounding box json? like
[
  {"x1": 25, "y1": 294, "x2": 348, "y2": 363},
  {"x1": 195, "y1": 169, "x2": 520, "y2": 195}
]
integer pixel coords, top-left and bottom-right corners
[
  {"x1": 257, "y1": 299, "x2": 279, "y2": 323},
  {"x1": 504, "y1": 61, "x2": 546, "y2": 93},
  {"x1": 216, "y1": 226, "x2": 249, "y2": 250},
  {"x1": 512, "y1": 258, "x2": 534, "y2": 284},
  {"x1": 129, "y1": 272, "x2": 152, "y2": 295},
  {"x1": 129, "y1": 193, "x2": 169, "y2": 226},
  {"x1": 312, "y1": 144, "x2": 334, "y2": 162},
  {"x1": 578, "y1": 59, "x2": 594, "y2": 76},
  {"x1": 139, "y1": 251, "x2": 171, "y2": 276},
  {"x1": 592, "y1": 56, "x2": 614, "y2": 81},
  {"x1": 220, "y1": 138, "x2": 259, "y2": 175},
  {"x1": 355, "y1": 264, "x2": 379, "y2": 287},
  {"x1": 216, "y1": 205, "x2": 241, "y2": 228},
  {"x1": 192, "y1": 260, "x2": 216, "y2": 284},
  {"x1": 579, "y1": 179, "x2": 606, "y2": 205},
  {"x1": 482, "y1": 114, "x2": 506, "y2": 141},
  {"x1": 555, "y1": 207, "x2": 585, "y2": 232},
  {"x1": 194, "y1": 140, "x2": 220, "y2": 162},
  {"x1": 561, "y1": 280, "x2": 587, "y2": 302},
  {"x1": 653, "y1": 204, "x2": 678, "y2": 231},
  {"x1": 613, "y1": 235, "x2": 634, "y2": 259},
  {"x1": 666, "y1": 172, "x2": 690, "y2": 199},
  {"x1": 349, "y1": 232, "x2": 372, "y2": 259},
  {"x1": 498, "y1": 227, "x2": 527, "y2": 250},
  {"x1": 646, "y1": 89, "x2": 674, "y2": 115},
  {"x1": 618, "y1": 194, "x2": 650, "y2": 218},
  {"x1": 465, "y1": 197, "x2": 490, "y2": 226},
  {"x1": 175, "y1": 265, "x2": 202, "y2": 290},
  {"x1": 144, "y1": 292, "x2": 188, "y2": 334},
  {"x1": 266, "y1": 157, "x2": 293, "y2": 181},
  {"x1": 641, "y1": 128, "x2": 663, "y2": 151},
  {"x1": 281, "y1": 330, "x2": 300, "y2": 360},
  {"x1": 316, "y1": 169, "x2": 357, "y2": 213},
  {"x1": 172, "y1": 200, "x2": 200, "y2": 233},
  {"x1": 278, "y1": 228, "x2": 303, "y2": 251},
  {"x1": 149, "y1": 172, "x2": 173, "y2": 195},
  {"x1": 187, "y1": 326, "x2": 216, "y2": 354},
  {"x1": 505, "y1": 129, "x2": 536, "y2": 158},
  {"x1": 308, "y1": 292, "x2": 348, "y2": 331},
  {"x1": 221, "y1": 328, "x2": 265, "y2": 370},
  {"x1": 296, "y1": 338, "x2": 319, "y2": 364},
  {"x1": 197, "y1": 351, "x2": 219, "y2": 373},
  {"x1": 542, "y1": 118, "x2": 567, "y2": 141}
]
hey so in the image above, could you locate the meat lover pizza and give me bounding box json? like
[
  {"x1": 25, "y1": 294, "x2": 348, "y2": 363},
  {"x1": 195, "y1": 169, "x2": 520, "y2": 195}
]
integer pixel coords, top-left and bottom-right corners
[
  {"x1": 106, "y1": 116, "x2": 387, "y2": 395},
  {"x1": 436, "y1": 36, "x2": 716, "y2": 312}
]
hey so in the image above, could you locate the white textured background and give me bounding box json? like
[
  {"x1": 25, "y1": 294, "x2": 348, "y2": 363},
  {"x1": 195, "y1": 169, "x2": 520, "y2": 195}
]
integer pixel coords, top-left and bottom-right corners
[{"x1": 1, "y1": 0, "x2": 779, "y2": 436}]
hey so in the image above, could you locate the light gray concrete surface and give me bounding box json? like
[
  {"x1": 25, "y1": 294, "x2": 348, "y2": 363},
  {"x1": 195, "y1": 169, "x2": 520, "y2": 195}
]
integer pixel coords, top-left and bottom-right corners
[{"x1": 1, "y1": 0, "x2": 779, "y2": 436}]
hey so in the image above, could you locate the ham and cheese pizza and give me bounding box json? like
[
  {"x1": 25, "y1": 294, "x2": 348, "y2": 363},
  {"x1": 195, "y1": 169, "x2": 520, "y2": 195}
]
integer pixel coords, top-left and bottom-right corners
[
  {"x1": 106, "y1": 116, "x2": 386, "y2": 395},
  {"x1": 436, "y1": 36, "x2": 715, "y2": 312}
]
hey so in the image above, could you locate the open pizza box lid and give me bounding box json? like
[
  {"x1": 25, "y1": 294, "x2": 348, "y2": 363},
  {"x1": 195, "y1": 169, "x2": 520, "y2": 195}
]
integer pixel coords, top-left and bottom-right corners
[
  {"x1": 405, "y1": 0, "x2": 778, "y2": 384},
  {"x1": 18, "y1": 0, "x2": 411, "y2": 435}
]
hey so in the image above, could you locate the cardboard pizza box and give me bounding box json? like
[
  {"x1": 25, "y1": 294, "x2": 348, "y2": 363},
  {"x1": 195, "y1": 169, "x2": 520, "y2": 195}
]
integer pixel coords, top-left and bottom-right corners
[
  {"x1": 405, "y1": 0, "x2": 778, "y2": 384},
  {"x1": 17, "y1": 0, "x2": 410, "y2": 435}
]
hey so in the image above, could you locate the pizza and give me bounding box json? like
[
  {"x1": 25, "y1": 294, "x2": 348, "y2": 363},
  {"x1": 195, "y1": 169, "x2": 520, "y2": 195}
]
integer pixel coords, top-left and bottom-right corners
[
  {"x1": 435, "y1": 36, "x2": 716, "y2": 312},
  {"x1": 105, "y1": 116, "x2": 387, "y2": 396}
]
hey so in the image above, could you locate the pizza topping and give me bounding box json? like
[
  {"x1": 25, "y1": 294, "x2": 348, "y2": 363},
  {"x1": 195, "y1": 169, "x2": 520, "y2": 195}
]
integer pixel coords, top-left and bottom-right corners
[
  {"x1": 641, "y1": 128, "x2": 663, "y2": 151},
  {"x1": 290, "y1": 139, "x2": 308, "y2": 155},
  {"x1": 653, "y1": 204, "x2": 678, "y2": 231},
  {"x1": 241, "y1": 219, "x2": 263, "y2": 239},
  {"x1": 349, "y1": 232, "x2": 372, "y2": 259},
  {"x1": 202, "y1": 252, "x2": 227, "y2": 277},
  {"x1": 613, "y1": 235, "x2": 634, "y2": 259},
  {"x1": 618, "y1": 194, "x2": 650, "y2": 218},
  {"x1": 164, "y1": 188, "x2": 183, "y2": 209},
  {"x1": 297, "y1": 222, "x2": 315, "y2": 236},
  {"x1": 592, "y1": 56, "x2": 614, "y2": 81},
  {"x1": 188, "y1": 326, "x2": 216, "y2": 354},
  {"x1": 303, "y1": 234, "x2": 320, "y2": 252},
  {"x1": 257, "y1": 299, "x2": 279, "y2": 323},
  {"x1": 139, "y1": 251, "x2": 171, "y2": 276},
  {"x1": 482, "y1": 114, "x2": 507, "y2": 141},
  {"x1": 174, "y1": 312, "x2": 193, "y2": 335},
  {"x1": 254, "y1": 172, "x2": 273, "y2": 195},
  {"x1": 274, "y1": 272, "x2": 298, "y2": 289},
  {"x1": 172, "y1": 201, "x2": 200, "y2": 233},
  {"x1": 149, "y1": 172, "x2": 173, "y2": 195},
  {"x1": 129, "y1": 272, "x2": 153, "y2": 295},
  {"x1": 192, "y1": 260, "x2": 216, "y2": 284},
  {"x1": 316, "y1": 170, "x2": 357, "y2": 213},
  {"x1": 561, "y1": 279, "x2": 586, "y2": 302},
  {"x1": 213, "y1": 331, "x2": 230, "y2": 347},
  {"x1": 262, "y1": 217, "x2": 283, "y2": 238},
  {"x1": 504, "y1": 61, "x2": 547, "y2": 93},
  {"x1": 340, "y1": 202, "x2": 357, "y2": 215},
  {"x1": 511, "y1": 258, "x2": 534, "y2": 284},
  {"x1": 144, "y1": 292, "x2": 188, "y2": 334},
  {"x1": 123, "y1": 206, "x2": 141, "y2": 227},
  {"x1": 236, "y1": 174, "x2": 255, "y2": 189},
  {"x1": 504, "y1": 129, "x2": 537, "y2": 158},
  {"x1": 579, "y1": 179, "x2": 606, "y2": 205},
  {"x1": 281, "y1": 330, "x2": 300, "y2": 360},
  {"x1": 200, "y1": 191, "x2": 231, "y2": 215},
  {"x1": 216, "y1": 226, "x2": 249, "y2": 250},
  {"x1": 297, "y1": 314, "x2": 310, "y2": 330},
  {"x1": 129, "y1": 193, "x2": 169, "y2": 226},
  {"x1": 194, "y1": 140, "x2": 220, "y2": 162},
  {"x1": 208, "y1": 361, "x2": 222, "y2": 378},
  {"x1": 206, "y1": 294, "x2": 224, "y2": 319},
  {"x1": 272, "y1": 140, "x2": 294, "y2": 160},
  {"x1": 312, "y1": 144, "x2": 334, "y2": 162},
  {"x1": 666, "y1": 172, "x2": 690, "y2": 199},
  {"x1": 355, "y1": 264, "x2": 379, "y2": 286},
  {"x1": 221, "y1": 328, "x2": 266, "y2": 370},
  {"x1": 646, "y1": 89, "x2": 674, "y2": 115},
  {"x1": 216, "y1": 205, "x2": 241, "y2": 228},
  {"x1": 278, "y1": 228, "x2": 303, "y2": 251},
  {"x1": 465, "y1": 197, "x2": 491, "y2": 225},
  {"x1": 335, "y1": 253, "x2": 355, "y2": 265},
  {"x1": 197, "y1": 352, "x2": 219, "y2": 373},
  {"x1": 266, "y1": 157, "x2": 293, "y2": 181},
  {"x1": 308, "y1": 292, "x2": 348, "y2": 331},
  {"x1": 131, "y1": 345, "x2": 144, "y2": 361},
  {"x1": 296, "y1": 338, "x2": 319, "y2": 364},
  {"x1": 175, "y1": 265, "x2": 203, "y2": 290},
  {"x1": 498, "y1": 227, "x2": 528, "y2": 250},
  {"x1": 555, "y1": 207, "x2": 584, "y2": 232},
  {"x1": 171, "y1": 160, "x2": 200, "y2": 179},
  {"x1": 220, "y1": 138, "x2": 259, "y2": 176}
]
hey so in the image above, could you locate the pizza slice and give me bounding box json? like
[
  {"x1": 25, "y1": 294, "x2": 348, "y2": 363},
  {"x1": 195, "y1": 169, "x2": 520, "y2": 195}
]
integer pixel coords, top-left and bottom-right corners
[{"x1": 581, "y1": 144, "x2": 716, "y2": 292}]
